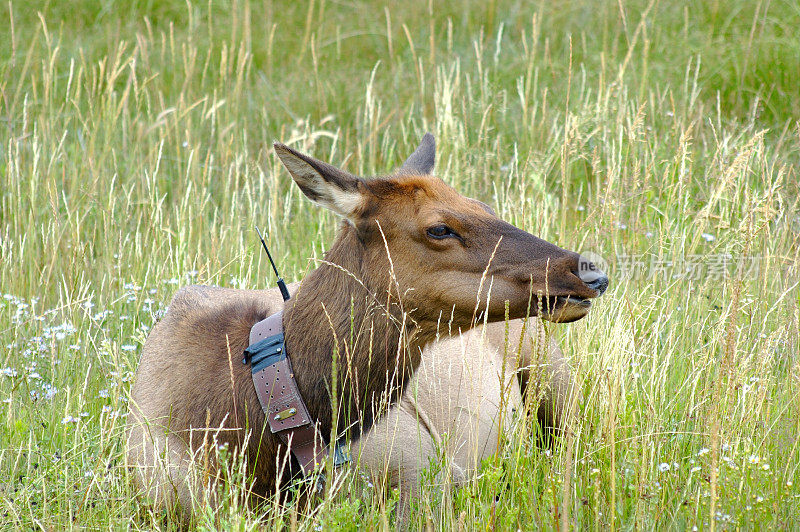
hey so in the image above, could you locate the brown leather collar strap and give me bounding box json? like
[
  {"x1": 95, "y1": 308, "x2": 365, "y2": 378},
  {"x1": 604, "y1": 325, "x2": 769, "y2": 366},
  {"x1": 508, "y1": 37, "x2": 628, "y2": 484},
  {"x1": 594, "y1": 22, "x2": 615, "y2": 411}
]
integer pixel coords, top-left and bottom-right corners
[{"x1": 245, "y1": 310, "x2": 328, "y2": 476}]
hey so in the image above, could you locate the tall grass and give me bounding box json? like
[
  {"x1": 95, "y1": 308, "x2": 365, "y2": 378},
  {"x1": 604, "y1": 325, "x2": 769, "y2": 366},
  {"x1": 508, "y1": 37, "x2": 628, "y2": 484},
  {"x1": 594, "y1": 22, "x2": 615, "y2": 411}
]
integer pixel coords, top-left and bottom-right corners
[{"x1": 1, "y1": 0, "x2": 798, "y2": 529}]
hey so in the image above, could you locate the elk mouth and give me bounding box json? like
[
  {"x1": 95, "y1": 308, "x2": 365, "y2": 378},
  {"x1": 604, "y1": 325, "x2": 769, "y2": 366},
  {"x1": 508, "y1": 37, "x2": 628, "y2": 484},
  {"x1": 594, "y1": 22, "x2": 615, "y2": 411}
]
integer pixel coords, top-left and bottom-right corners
[
  {"x1": 556, "y1": 295, "x2": 592, "y2": 308},
  {"x1": 540, "y1": 295, "x2": 593, "y2": 323}
]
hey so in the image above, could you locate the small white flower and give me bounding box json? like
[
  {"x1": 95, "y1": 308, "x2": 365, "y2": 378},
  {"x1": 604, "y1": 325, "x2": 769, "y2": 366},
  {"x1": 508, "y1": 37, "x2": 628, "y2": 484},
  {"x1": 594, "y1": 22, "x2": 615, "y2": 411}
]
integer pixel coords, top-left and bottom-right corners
[
  {"x1": 756, "y1": 496, "x2": 764, "y2": 503},
  {"x1": 691, "y1": 466, "x2": 701, "y2": 473},
  {"x1": 748, "y1": 454, "x2": 760, "y2": 465},
  {"x1": 61, "y1": 415, "x2": 79, "y2": 424},
  {"x1": 722, "y1": 443, "x2": 731, "y2": 452},
  {"x1": 93, "y1": 310, "x2": 112, "y2": 320},
  {"x1": 97, "y1": 389, "x2": 110, "y2": 398},
  {"x1": 762, "y1": 464, "x2": 770, "y2": 471},
  {"x1": 1, "y1": 367, "x2": 18, "y2": 377},
  {"x1": 701, "y1": 233, "x2": 715, "y2": 242},
  {"x1": 576, "y1": 206, "x2": 585, "y2": 212},
  {"x1": 787, "y1": 481, "x2": 793, "y2": 487},
  {"x1": 42, "y1": 384, "x2": 57, "y2": 400},
  {"x1": 102, "y1": 405, "x2": 114, "y2": 414},
  {"x1": 121, "y1": 344, "x2": 137, "y2": 352},
  {"x1": 658, "y1": 463, "x2": 670, "y2": 472}
]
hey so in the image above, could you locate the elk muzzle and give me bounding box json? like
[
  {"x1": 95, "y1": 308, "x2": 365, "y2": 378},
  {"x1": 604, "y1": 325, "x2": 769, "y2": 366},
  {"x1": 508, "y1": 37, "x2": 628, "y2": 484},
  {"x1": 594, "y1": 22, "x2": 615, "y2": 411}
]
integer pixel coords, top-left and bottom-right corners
[{"x1": 542, "y1": 254, "x2": 608, "y2": 323}]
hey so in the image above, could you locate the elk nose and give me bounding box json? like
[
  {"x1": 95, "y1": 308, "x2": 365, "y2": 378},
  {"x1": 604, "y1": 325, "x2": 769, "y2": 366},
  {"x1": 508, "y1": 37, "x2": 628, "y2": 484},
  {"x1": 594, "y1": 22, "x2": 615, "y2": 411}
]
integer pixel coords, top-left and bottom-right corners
[{"x1": 577, "y1": 256, "x2": 609, "y2": 296}]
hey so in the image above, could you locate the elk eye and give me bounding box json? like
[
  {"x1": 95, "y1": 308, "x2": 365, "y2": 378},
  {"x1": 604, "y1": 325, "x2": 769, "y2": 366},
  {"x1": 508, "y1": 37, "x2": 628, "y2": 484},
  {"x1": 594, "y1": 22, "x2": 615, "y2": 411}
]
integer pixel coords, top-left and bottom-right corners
[{"x1": 427, "y1": 224, "x2": 457, "y2": 239}]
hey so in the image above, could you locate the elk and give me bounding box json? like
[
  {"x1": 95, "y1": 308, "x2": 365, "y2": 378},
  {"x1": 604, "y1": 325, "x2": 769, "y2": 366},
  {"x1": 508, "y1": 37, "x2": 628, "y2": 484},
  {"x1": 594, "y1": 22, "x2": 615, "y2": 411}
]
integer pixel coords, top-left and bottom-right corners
[{"x1": 125, "y1": 133, "x2": 607, "y2": 520}]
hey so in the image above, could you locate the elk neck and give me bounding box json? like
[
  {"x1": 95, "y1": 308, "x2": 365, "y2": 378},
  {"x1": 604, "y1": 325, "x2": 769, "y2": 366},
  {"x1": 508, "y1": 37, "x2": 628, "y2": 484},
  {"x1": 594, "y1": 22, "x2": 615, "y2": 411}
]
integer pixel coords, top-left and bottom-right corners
[{"x1": 280, "y1": 221, "x2": 427, "y2": 440}]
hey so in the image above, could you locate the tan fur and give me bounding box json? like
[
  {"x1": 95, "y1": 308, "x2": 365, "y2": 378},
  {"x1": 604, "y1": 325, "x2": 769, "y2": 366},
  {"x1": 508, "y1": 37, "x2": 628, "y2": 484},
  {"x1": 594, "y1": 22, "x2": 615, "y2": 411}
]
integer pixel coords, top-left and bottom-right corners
[{"x1": 351, "y1": 318, "x2": 571, "y2": 519}]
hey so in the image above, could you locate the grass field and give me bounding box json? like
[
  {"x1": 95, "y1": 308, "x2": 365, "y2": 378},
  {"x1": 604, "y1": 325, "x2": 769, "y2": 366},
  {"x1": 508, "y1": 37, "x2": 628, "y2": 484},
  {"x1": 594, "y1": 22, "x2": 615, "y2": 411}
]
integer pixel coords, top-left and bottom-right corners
[{"x1": 2, "y1": 0, "x2": 799, "y2": 529}]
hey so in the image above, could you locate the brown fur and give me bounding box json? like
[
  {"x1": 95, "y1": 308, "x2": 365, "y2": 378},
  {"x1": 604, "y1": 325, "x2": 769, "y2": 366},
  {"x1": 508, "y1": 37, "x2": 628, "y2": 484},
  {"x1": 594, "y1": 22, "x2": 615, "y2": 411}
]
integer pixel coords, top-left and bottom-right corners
[{"x1": 125, "y1": 136, "x2": 606, "y2": 520}]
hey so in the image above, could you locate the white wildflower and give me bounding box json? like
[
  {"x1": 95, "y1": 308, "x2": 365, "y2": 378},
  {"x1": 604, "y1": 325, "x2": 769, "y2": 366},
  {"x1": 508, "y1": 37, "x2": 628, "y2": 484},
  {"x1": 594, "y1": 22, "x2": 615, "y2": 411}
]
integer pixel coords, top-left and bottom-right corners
[{"x1": 42, "y1": 384, "x2": 57, "y2": 400}]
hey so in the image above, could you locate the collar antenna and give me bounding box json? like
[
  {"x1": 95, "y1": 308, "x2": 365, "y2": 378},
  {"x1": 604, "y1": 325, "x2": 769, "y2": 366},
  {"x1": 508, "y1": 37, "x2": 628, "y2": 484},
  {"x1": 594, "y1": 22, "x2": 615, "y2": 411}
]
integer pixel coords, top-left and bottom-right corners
[{"x1": 255, "y1": 226, "x2": 290, "y2": 302}]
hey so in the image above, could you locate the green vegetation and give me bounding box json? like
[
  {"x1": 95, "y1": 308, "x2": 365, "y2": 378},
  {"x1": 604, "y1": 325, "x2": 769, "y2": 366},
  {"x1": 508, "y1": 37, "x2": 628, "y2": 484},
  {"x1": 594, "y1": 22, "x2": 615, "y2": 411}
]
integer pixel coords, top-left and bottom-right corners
[{"x1": 1, "y1": 0, "x2": 798, "y2": 529}]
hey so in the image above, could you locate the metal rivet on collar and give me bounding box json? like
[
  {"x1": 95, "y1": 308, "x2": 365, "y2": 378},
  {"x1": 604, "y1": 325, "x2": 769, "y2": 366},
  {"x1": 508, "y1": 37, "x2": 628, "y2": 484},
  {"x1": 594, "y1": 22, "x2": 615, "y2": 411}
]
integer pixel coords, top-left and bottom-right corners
[{"x1": 274, "y1": 407, "x2": 297, "y2": 421}]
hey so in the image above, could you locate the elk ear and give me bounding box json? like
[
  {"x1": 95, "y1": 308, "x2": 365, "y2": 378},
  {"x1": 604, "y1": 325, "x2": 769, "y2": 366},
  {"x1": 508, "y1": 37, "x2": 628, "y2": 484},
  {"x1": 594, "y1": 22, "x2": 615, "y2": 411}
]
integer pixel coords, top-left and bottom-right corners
[
  {"x1": 274, "y1": 143, "x2": 364, "y2": 219},
  {"x1": 398, "y1": 132, "x2": 436, "y2": 175}
]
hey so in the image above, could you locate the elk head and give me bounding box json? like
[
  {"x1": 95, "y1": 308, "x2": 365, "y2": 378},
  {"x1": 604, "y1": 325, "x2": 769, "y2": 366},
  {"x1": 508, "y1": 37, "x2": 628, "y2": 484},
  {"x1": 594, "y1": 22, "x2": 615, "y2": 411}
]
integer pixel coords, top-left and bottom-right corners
[{"x1": 274, "y1": 134, "x2": 607, "y2": 332}]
